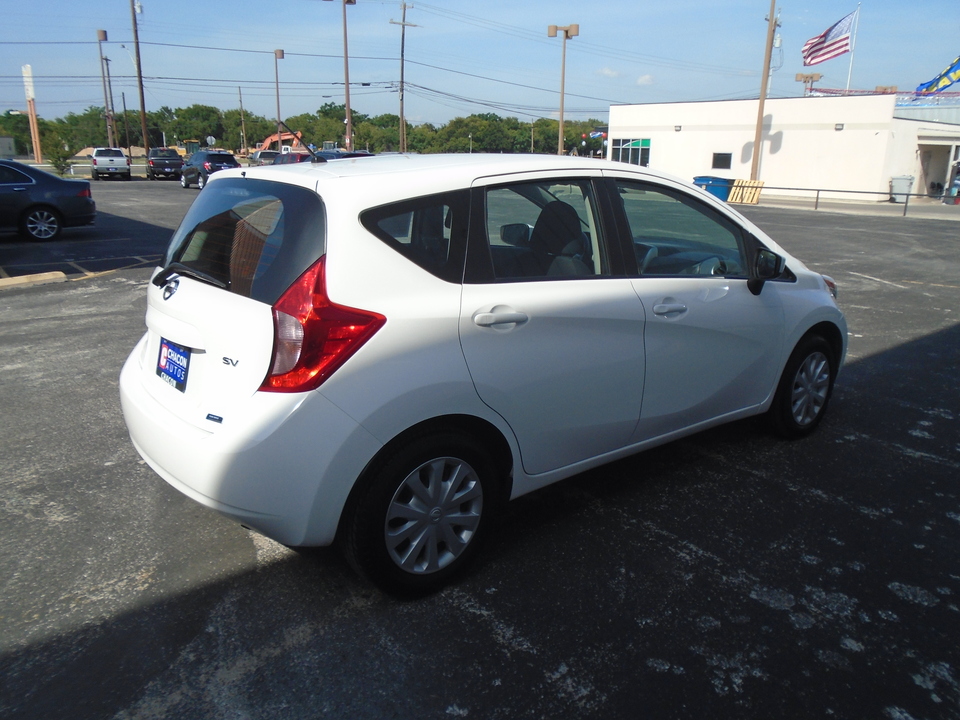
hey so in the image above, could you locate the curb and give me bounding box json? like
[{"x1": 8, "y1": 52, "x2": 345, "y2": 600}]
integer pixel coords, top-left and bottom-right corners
[{"x1": 0, "y1": 271, "x2": 68, "y2": 290}]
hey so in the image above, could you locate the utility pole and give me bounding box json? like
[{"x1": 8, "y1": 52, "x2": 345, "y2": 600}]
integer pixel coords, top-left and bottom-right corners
[
  {"x1": 130, "y1": 0, "x2": 149, "y2": 155},
  {"x1": 238, "y1": 87, "x2": 247, "y2": 153},
  {"x1": 390, "y1": 3, "x2": 419, "y2": 153},
  {"x1": 104, "y1": 56, "x2": 119, "y2": 145},
  {"x1": 121, "y1": 92, "x2": 132, "y2": 156},
  {"x1": 750, "y1": 0, "x2": 778, "y2": 181}
]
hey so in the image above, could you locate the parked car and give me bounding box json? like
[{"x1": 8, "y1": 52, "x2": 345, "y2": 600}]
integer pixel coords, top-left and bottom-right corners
[
  {"x1": 180, "y1": 150, "x2": 241, "y2": 189},
  {"x1": 146, "y1": 148, "x2": 185, "y2": 180},
  {"x1": 271, "y1": 150, "x2": 373, "y2": 165},
  {"x1": 120, "y1": 154, "x2": 847, "y2": 595},
  {"x1": 248, "y1": 150, "x2": 280, "y2": 166},
  {"x1": 90, "y1": 147, "x2": 131, "y2": 181},
  {"x1": 271, "y1": 151, "x2": 312, "y2": 165},
  {"x1": 0, "y1": 159, "x2": 96, "y2": 240}
]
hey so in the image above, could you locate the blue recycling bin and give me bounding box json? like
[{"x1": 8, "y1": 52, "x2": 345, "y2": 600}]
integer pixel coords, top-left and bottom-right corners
[{"x1": 694, "y1": 176, "x2": 734, "y2": 202}]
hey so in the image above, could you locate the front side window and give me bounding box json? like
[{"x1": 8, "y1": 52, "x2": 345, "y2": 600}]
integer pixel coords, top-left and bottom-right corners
[
  {"x1": 614, "y1": 180, "x2": 746, "y2": 277},
  {"x1": 164, "y1": 178, "x2": 325, "y2": 303},
  {"x1": 481, "y1": 179, "x2": 608, "y2": 280},
  {"x1": 361, "y1": 190, "x2": 469, "y2": 283}
]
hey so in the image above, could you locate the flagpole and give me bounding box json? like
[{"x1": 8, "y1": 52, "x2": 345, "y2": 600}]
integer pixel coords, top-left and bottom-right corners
[{"x1": 845, "y1": 4, "x2": 861, "y2": 92}]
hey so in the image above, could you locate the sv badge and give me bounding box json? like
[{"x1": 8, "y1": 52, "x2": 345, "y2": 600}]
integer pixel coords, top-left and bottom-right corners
[{"x1": 222, "y1": 357, "x2": 239, "y2": 367}]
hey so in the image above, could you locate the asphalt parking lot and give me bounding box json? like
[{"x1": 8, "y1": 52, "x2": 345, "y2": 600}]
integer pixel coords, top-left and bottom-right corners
[{"x1": 1, "y1": 180, "x2": 959, "y2": 719}]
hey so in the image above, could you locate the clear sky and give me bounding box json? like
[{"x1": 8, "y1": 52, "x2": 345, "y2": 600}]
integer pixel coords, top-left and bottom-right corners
[{"x1": 2, "y1": 0, "x2": 958, "y2": 126}]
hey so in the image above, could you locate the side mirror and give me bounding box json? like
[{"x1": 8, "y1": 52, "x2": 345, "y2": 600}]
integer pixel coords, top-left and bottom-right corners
[
  {"x1": 748, "y1": 248, "x2": 784, "y2": 295},
  {"x1": 500, "y1": 223, "x2": 531, "y2": 247}
]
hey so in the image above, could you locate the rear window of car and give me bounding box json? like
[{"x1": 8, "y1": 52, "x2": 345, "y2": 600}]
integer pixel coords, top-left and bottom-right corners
[
  {"x1": 163, "y1": 178, "x2": 325, "y2": 304},
  {"x1": 208, "y1": 153, "x2": 237, "y2": 163},
  {"x1": 151, "y1": 149, "x2": 180, "y2": 158},
  {"x1": 360, "y1": 189, "x2": 469, "y2": 283},
  {"x1": 96, "y1": 149, "x2": 124, "y2": 157}
]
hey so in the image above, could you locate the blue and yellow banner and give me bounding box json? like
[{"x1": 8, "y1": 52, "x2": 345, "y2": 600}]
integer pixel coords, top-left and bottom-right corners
[{"x1": 916, "y1": 55, "x2": 960, "y2": 95}]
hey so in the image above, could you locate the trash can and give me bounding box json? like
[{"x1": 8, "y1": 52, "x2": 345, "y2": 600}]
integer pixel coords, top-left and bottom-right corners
[
  {"x1": 890, "y1": 175, "x2": 915, "y2": 204},
  {"x1": 694, "y1": 176, "x2": 734, "y2": 202}
]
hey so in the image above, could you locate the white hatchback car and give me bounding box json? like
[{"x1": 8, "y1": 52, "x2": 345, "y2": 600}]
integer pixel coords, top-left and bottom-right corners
[{"x1": 120, "y1": 154, "x2": 846, "y2": 594}]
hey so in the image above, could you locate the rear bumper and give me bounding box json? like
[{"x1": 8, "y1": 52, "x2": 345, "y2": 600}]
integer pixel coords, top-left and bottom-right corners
[{"x1": 119, "y1": 337, "x2": 383, "y2": 546}]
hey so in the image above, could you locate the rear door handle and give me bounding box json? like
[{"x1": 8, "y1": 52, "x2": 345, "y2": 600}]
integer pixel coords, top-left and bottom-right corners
[
  {"x1": 473, "y1": 311, "x2": 529, "y2": 327},
  {"x1": 653, "y1": 302, "x2": 687, "y2": 316}
]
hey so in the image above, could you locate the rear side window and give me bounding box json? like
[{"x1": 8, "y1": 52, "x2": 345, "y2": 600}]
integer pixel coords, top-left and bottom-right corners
[
  {"x1": 360, "y1": 190, "x2": 469, "y2": 283},
  {"x1": 164, "y1": 178, "x2": 325, "y2": 304}
]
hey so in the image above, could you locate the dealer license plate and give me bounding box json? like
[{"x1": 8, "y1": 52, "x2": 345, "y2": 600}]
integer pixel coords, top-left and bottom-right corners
[{"x1": 157, "y1": 337, "x2": 190, "y2": 392}]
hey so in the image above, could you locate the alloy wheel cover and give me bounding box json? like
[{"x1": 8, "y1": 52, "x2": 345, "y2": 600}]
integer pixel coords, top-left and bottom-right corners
[
  {"x1": 790, "y1": 351, "x2": 830, "y2": 426},
  {"x1": 384, "y1": 456, "x2": 483, "y2": 574}
]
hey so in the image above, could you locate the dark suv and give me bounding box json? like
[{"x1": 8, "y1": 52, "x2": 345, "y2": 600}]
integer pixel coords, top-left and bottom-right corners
[
  {"x1": 180, "y1": 151, "x2": 240, "y2": 190},
  {"x1": 147, "y1": 148, "x2": 185, "y2": 180}
]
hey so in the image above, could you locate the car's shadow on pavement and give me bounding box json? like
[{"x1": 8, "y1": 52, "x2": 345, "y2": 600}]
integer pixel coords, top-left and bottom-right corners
[{"x1": 1, "y1": 322, "x2": 958, "y2": 720}]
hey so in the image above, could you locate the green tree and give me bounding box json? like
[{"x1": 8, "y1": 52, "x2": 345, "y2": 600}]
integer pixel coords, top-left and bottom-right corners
[
  {"x1": 168, "y1": 105, "x2": 224, "y2": 147},
  {"x1": 0, "y1": 110, "x2": 33, "y2": 155},
  {"x1": 41, "y1": 122, "x2": 77, "y2": 175}
]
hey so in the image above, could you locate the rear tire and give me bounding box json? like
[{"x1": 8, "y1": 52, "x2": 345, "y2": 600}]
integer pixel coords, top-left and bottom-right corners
[
  {"x1": 20, "y1": 207, "x2": 62, "y2": 241},
  {"x1": 769, "y1": 334, "x2": 836, "y2": 438},
  {"x1": 197, "y1": 173, "x2": 206, "y2": 190},
  {"x1": 180, "y1": 174, "x2": 189, "y2": 189},
  {"x1": 339, "y1": 432, "x2": 500, "y2": 596}
]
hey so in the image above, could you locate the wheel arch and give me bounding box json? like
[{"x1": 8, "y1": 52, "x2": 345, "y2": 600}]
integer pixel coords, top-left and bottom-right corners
[
  {"x1": 336, "y1": 413, "x2": 514, "y2": 537},
  {"x1": 804, "y1": 320, "x2": 844, "y2": 367}
]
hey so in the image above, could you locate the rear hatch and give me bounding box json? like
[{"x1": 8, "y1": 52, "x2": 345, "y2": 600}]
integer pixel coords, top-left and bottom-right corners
[
  {"x1": 205, "y1": 153, "x2": 240, "y2": 173},
  {"x1": 134, "y1": 176, "x2": 326, "y2": 430}
]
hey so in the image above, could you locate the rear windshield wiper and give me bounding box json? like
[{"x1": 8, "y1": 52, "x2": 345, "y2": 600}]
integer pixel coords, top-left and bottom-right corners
[{"x1": 152, "y1": 262, "x2": 228, "y2": 290}]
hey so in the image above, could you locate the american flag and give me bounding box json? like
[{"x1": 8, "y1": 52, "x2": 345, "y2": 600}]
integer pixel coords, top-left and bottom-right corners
[{"x1": 802, "y1": 11, "x2": 857, "y2": 66}]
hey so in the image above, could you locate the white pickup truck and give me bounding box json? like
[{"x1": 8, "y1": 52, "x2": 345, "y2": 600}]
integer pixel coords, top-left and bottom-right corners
[{"x1": 91, "y1": 147, "x2": 131, "y2": 181}]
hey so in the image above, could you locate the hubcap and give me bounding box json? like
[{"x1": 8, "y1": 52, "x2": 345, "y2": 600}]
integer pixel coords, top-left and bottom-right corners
[
  {"x1": 790, "y1": 351, "x2": 830, "y2": 426},
  {"x1": 26, "y1": 211, "x2": 57, "y2": 239},
  {"x1": 385, "y1": 456, "x2": 483, "y2": 575}
]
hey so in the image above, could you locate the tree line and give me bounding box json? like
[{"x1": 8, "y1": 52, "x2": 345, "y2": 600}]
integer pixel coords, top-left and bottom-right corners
[{"x1": 0, "y1": 102, "x2": 607, "y2": 168}]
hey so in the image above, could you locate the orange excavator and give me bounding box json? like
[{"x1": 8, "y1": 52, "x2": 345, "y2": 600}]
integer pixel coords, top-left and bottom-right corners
[{"x1": 257, "y1": 130, "x2": 304, "y2": 152}]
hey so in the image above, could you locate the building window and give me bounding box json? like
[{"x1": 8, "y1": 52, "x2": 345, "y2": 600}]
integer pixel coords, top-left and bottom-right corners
[
  {"x1": 712, "y1": 153, "x2": 732, "y2": 170},
  {"x1": 612, "y1": 138, "x2": 650, "y2": 167}
]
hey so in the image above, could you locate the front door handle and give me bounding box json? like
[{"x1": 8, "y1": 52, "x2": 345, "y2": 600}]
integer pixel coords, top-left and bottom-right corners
[{"x1": 473, "y1": 311, "x2": 529, "y2": 327}]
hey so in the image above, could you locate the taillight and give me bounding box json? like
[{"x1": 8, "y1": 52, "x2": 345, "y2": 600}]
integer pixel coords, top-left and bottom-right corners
[
  {"x1": 91, "y1": 158, "x2": 98, "y2": 166},
  {"x1": 77, "y1": 187, "x2": 91, "y2": 198},
  {"x1": 148, "y1": 159, "x2": 155, "y2": 167},
  {"x1": 260, "y1": 256, "x2": 385, "y2": 393},
  {"x1": 203, "y1": 161, "x2": 213, "y2": 171}
]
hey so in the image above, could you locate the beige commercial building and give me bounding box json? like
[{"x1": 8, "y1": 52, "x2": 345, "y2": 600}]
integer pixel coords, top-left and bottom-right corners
[{"x1": 607, "y1": 94, "x2": 960, "y2": 201}]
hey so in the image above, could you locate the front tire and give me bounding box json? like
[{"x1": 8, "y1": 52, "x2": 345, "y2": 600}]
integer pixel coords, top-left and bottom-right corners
[
  {"x1": 770, "y1": 335, "x2": 836, "y2": 438},
  {"x1": 340, "y1": 433, "x2": 499, "y2": 596},
  {"x1": 20, "y1": 207, "x2": 62, "y2": 241}
]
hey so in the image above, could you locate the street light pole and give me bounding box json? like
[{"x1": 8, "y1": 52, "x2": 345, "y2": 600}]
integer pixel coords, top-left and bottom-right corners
[
  {"x1": 96, "y1": 30, "x2": 115, "y2": 147},
  {"x1": 548, "y1": 23, "x2": 579, "y2": 156},
  {"x1": 390, "y1": 2, "x2": 418, "y2": 153},
  {"x1": 274, "y1": 49, "x2": 284, "y2": 151}
]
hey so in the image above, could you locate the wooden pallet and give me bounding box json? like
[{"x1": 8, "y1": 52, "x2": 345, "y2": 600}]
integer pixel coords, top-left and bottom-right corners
[{"x1": 728, "y1": 179, "x2": 764, "y2": 204}]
